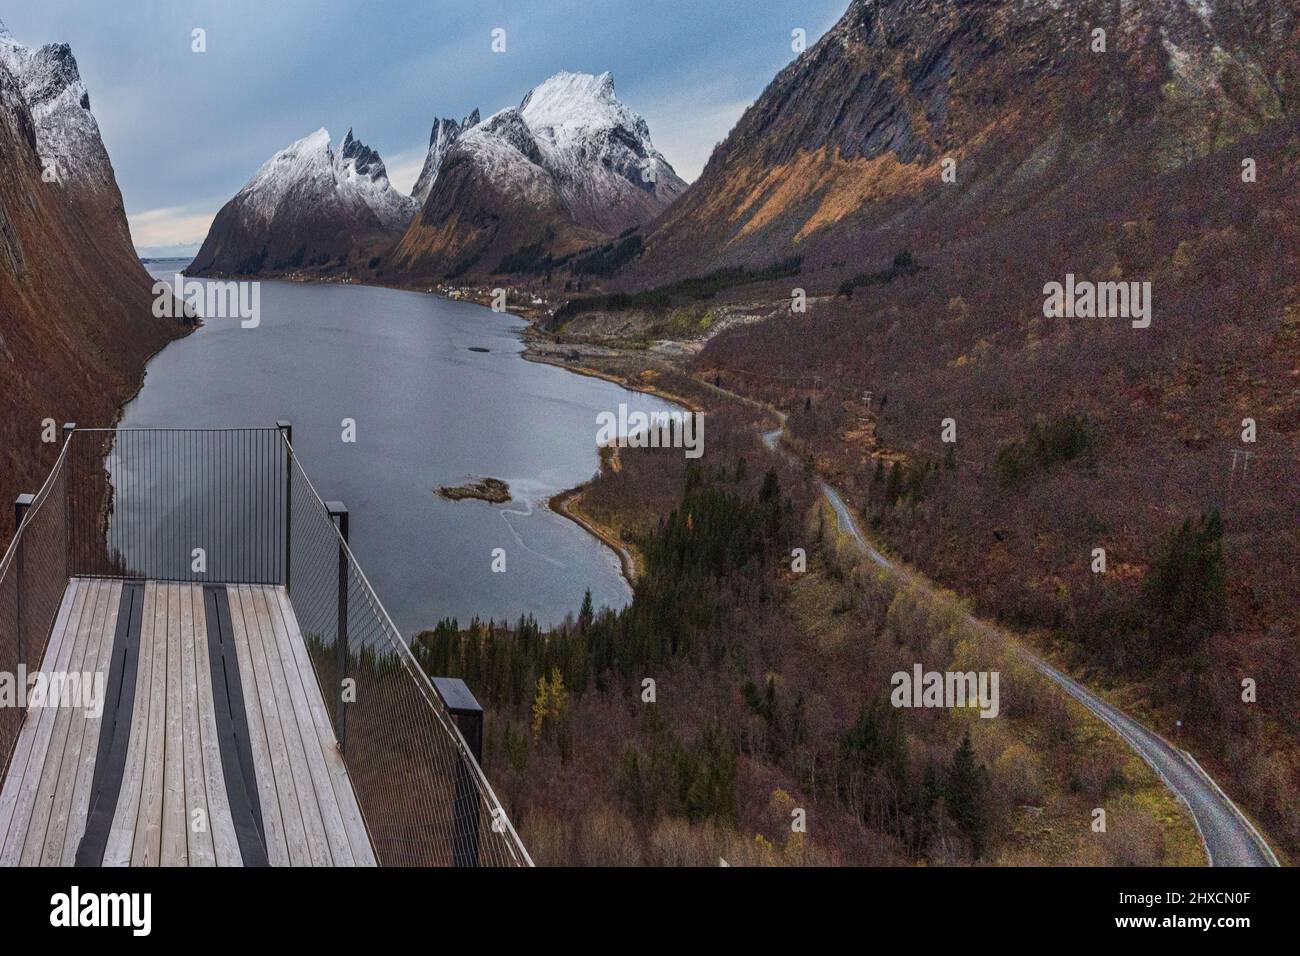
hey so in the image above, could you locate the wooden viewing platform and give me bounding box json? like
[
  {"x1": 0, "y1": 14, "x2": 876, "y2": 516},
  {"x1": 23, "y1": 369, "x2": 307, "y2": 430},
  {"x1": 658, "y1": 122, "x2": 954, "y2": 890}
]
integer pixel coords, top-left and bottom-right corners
[
  {"x1": 0, "y1": 423, "x2": 531, "y2": 867},
  {"x1": 0, "y1": 578, "x2": 375, "y2": 866}
]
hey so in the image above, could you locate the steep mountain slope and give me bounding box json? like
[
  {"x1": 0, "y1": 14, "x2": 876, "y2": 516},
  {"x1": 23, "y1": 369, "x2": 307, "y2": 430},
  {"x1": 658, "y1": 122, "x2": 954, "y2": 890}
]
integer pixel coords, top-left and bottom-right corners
[
  {"x1": 614, "y1": 0, "x2": 1300, "y2": 854},
  {"x1": 632, "y1": 0, "x2": 1299, "y2": 284},
  {"x1": 188, "y1": 128, "x2": 417, "y2": 276},
  {"x1": 390, "y1": 71, "x2": 685, "y2": 280},
  {"x1": 412, "y1": 110, "x2": 480, "y2": 204},
  {"x1": 0, "y1": 20, "x2": 185, "y2": 546}
]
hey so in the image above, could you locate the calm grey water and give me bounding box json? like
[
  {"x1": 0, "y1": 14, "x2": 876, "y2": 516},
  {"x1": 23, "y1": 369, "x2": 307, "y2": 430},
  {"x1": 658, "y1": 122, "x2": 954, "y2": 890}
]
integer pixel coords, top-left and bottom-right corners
[{"x1": 125, "y1": 261, "x2": 676, "y2": 635}]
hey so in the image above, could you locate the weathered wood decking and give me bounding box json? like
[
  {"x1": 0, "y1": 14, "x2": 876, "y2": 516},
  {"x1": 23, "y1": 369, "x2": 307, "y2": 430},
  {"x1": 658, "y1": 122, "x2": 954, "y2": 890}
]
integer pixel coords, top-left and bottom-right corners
[{"x1": 0, "y1": 578, "x2": 375, "y2": 866}]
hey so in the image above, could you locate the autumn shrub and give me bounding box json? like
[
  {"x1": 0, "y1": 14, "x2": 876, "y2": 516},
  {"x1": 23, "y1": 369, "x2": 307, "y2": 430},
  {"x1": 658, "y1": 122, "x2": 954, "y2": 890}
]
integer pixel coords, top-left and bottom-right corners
[{"x1": 576, "y1": 805, "x2": 642, "y2": 866}]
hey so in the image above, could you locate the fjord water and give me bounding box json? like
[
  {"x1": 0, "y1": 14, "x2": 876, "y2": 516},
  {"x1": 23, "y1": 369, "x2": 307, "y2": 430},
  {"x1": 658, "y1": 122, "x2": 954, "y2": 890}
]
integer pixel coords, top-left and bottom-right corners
[{"x1": 126, "y1": 262, "x2": 678, "y2": 634}]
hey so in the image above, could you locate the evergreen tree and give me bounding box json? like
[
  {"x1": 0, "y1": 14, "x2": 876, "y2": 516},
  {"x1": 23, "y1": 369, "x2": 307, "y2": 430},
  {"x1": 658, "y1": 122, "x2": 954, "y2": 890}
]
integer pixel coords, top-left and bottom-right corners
[
  {"x1": 1143, "y1": 510, "x2": 1226, "y2": 659},
  {"x1": 577, "y1": 589, "x2": 594, "y2": 633},
  {"x1": 945, "y1": 730, "x2": 988, "y2": 859}
]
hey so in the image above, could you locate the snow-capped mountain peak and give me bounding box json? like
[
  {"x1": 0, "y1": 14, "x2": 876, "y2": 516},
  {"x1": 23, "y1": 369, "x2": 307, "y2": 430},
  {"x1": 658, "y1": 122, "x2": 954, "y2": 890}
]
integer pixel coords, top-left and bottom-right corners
[
  {"x1": 392, "y1": 68, "x2": 687, "y2": 278},
  {"x1": 190, "y1": 126, "x2": 417, "y2": 276},
  {"x1": 236, "y1": 127, "x2": 415, "y2": 231},
  {"x1": 0, "y1": 22, "x2": 112, "y2": 189},
  {"x1": 519, "y1": 70, "x2": 648, "y2": 150}
]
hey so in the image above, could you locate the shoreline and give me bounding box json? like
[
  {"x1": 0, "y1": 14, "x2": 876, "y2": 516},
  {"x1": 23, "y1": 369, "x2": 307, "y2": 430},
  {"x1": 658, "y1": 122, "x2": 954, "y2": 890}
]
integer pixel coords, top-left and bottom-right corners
[
  {"x1": 549, "y1": 483, "x2": 637, "y2": 585},
  {"x1": 520, "y1": 347, "x2": 705, "y2": 413},
  {"x1": 181, "y1": 265, "x2": 554, "y2": 322},
  {"x1": 173, "y1": 264, "x2": 697, "y2": 589}
]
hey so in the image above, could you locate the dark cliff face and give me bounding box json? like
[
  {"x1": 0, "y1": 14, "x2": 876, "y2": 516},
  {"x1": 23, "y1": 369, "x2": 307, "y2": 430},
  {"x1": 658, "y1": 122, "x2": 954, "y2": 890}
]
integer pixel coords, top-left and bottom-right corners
[
  {"x1": 633, "y1": 0, "x2": 1300, "y2": 285},
  {"x1": 0, "y1": 57, "x2": 185, "y2": 547}
]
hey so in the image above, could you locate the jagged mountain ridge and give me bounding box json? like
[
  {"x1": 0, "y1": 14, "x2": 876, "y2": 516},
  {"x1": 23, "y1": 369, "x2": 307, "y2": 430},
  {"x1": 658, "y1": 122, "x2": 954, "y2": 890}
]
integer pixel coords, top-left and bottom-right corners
[
  {"x1": 0, "y1": 19, "x2": 185, "y2": 545},
  {"x1": 412, "y1": 109, "x2": 480, "y2": 204},
  {"x1": 631, "y1": 0, "x2": 1299, "y2": 285},
  {"x1": 390, "y1": 71, "x2": 686, "y2": 280},
  {"x1": 189, "y1": 127, "x2": 416, "y2": 276}
]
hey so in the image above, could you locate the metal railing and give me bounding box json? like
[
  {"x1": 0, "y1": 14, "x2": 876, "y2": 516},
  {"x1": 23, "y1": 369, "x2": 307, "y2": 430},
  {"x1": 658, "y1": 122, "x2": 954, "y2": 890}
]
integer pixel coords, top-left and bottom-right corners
[
  {"x1": 281, "y1": 429, "x2": 531, "y2": 866},
  {"x1": 67, "y1": 427, "x2": 287, "y2": 584},
  {"x1": 0, "y1": 432, "x2": 71, "y2": 782},
  {"x1": 1, "y1": 423, "x2": 531, "y2": 867}
]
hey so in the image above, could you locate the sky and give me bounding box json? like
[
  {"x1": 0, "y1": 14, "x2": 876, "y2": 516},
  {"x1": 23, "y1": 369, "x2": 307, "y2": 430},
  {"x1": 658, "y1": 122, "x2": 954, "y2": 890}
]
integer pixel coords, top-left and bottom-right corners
[{"x1": 3, "y1": 0, "x2": 847, "y2": 256}]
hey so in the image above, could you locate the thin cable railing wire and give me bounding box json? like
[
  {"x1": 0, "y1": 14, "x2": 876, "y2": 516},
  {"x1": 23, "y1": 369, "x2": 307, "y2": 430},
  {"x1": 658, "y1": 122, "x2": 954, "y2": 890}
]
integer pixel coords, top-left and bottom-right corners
[{"x1": 283, "y1": 436, "x2": 531, "y2": 866}]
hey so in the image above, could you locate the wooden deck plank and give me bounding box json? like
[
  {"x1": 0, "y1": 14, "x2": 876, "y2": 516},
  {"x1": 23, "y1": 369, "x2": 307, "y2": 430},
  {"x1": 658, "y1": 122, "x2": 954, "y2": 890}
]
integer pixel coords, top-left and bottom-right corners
[
  {"x1": 191, "y1": 584, "x2": 241, "y2": 866},
  {"x1": 232, "y1": 585, "x2": 313, "y2": 865},
  {"x1": 160, "y1": 584, "x2": 188, "y2": 866},
  {"x1": 225, "y1": 586, "x2": 293, "y2": 865},
  {"x1": 103, "y1": 581, "x2": 157, "y2": 867},
  {"x1": 0, "y1": 581, "x2": 80, "y2": 850},
  {"x1": 0, "y1": 581, "x2": 80, "y2": 851},
  {"x1": 40, "y1": 580, "x2": 120, "y2": 865},
  {"x1": 251, "y1": 586, "x2": 341, "y2": 866},
  {"x1": 0, "y1": 580, "x2": 93, "y2": 865},
  {"x1": 272, "y1": 588, "x2": 376, "y2": 865},
  {"x1": 178, "y1": 585, "x2": 216, "y2": 866},
  {"x1": 57, "y1": 580, "x2": 122, "y2": 863},
  {"x1": 56, "y1": 580, "x2": 123, "y2": 865},
  {"x1": 128, "y1": 580, "x2": 168, "y2": 866},
  {"x1": 19, "y1": 579, "x2": 104, "y2": 865}
]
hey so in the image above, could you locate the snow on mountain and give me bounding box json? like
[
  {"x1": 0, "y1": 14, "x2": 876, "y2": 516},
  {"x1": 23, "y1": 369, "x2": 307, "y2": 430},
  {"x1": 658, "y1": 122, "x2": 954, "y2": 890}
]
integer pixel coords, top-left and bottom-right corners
[
  {"x1": 392, "y1": 70, "x2": 686, "y2": 279},
  {"x1": 0, "y1": 18, "x2": 114, "y2": 191},
  {"x1": 190, "y1": 127, "x2": 415, "y2": 276},
  {"x1": 236, "y1": 127, "x2": 416, "y2": 232},
  {"x1": 430, "y1": 70, "x2": 685, "y2": 223},
  {"x1": 411, "y1": 109, "x2": 480, "y2": 204},
  {"x1": 454, "y1": 108, "x2": 553, "y2": 198},
  {"x1": 513, "y1": 70, "x2": 685, "y2": 230}
]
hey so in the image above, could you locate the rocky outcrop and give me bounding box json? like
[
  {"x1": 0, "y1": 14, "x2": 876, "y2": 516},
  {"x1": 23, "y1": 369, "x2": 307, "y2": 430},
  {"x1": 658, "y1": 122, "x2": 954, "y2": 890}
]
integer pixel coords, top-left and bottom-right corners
[{"x1": 412, "y1": 110, "x2": 480, "y2": 204}]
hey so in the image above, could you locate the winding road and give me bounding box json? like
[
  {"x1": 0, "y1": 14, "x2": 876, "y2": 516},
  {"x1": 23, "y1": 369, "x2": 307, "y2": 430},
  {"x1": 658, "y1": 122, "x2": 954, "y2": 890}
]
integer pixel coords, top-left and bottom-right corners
[{"x1": 763, "y1": 426, "x2": 1279, "y2": 867}]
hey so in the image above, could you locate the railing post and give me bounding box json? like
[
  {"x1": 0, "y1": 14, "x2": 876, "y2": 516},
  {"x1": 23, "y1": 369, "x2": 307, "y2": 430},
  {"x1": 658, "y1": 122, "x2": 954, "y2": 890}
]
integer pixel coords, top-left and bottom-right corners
[
  {"x1": 430, "y1": 677, "x2": 484, "y2": 867},
  {"x1": 14, "y1": 494, "x2": 34, "y2": 668},
  {"x1": 277, "y1": 421, "x2": 292, "y2": 591},
  {"x1": 62, "y1": 422, "x2": 75, "y2": 577},
  {"x1": 327, "y1": 501, "x2": 348, "y2": 754}
]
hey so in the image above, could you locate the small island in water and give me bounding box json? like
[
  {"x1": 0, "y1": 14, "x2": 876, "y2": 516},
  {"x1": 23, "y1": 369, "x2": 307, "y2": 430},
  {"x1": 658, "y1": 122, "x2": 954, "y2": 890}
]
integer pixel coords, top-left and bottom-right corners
[{"x1": 436, "y1": 477, "x2": 511, "y2": 504}]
